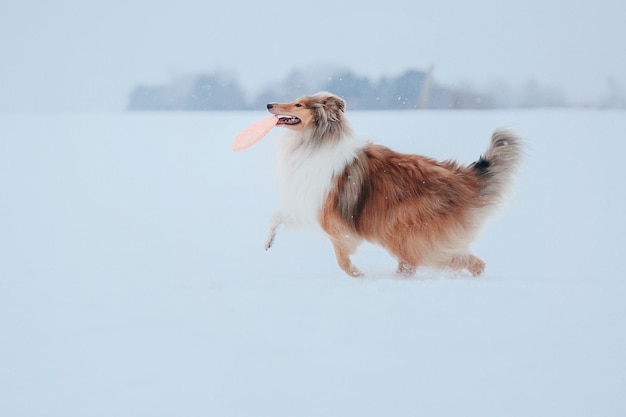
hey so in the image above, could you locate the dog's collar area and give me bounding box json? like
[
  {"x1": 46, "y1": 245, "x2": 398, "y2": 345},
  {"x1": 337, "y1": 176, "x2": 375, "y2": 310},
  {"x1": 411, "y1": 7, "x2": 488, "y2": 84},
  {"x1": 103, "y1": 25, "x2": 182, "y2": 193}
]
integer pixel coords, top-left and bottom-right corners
[{"x1": 277, "y1": 115, "x2": 301, "y2": 125}]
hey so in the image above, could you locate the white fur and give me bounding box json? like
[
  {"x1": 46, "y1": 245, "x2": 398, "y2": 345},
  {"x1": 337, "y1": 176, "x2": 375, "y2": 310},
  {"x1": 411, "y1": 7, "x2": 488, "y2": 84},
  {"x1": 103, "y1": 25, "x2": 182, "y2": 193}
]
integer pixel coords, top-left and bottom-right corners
[{"x1": 274, "y1": 131, "x2": 364, "y2": 229}]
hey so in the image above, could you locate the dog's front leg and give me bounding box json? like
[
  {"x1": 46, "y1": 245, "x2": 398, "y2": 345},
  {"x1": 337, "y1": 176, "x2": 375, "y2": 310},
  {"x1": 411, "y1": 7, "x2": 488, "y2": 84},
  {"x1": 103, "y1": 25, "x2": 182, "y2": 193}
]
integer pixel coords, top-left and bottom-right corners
[
  {"x1": 264, "y1": 211, "x2": 284, "y2": 250},
  {"x1": 330, "y1": 237, "x2": 364, "y2": 277}
]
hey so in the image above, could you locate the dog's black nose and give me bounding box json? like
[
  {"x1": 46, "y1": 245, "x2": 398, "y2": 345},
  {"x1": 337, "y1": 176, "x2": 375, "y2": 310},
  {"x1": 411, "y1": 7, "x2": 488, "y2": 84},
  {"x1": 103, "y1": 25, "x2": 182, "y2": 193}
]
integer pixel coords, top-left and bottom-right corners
[{"x1": 266, "y1": 103, "x2": 274, "y2": 110}]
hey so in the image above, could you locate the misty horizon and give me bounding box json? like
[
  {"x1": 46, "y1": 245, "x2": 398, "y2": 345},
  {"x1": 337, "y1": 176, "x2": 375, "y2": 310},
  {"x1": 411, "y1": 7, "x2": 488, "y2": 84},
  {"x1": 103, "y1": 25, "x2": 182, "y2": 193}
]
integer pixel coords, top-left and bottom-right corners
[{"x1": 126, "y1": 65, "x2": 626, "y2": 111}]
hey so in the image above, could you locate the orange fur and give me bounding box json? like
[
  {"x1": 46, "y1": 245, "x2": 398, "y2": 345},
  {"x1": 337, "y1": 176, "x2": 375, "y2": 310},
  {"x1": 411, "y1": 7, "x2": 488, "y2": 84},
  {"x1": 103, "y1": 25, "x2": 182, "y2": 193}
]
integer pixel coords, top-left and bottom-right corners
[{"x1": 265, "y1": 92, "x2": 521, "y2": 277}]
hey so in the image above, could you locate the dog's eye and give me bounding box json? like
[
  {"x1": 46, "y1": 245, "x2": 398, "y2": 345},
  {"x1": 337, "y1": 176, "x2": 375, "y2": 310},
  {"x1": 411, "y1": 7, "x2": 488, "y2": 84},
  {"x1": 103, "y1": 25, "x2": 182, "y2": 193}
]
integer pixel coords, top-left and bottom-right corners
[{"x1": 295, "y1": 103, "x2": 303, "y2": 107}]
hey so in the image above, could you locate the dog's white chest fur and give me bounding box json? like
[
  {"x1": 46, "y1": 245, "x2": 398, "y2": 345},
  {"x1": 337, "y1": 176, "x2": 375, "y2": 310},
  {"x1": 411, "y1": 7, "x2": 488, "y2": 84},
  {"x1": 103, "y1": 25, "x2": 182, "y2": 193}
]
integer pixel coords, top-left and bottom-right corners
[{"x1": 275, "y1": 133, "x2": 363, "y2": 228}]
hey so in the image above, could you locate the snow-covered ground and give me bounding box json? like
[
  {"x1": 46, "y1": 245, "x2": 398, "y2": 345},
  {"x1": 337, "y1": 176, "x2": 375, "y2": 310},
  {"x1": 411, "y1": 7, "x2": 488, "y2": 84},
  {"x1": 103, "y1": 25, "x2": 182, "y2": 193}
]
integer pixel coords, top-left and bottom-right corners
[{"x1": 1, "y1": 109, "x2": 625, "y2": 416}]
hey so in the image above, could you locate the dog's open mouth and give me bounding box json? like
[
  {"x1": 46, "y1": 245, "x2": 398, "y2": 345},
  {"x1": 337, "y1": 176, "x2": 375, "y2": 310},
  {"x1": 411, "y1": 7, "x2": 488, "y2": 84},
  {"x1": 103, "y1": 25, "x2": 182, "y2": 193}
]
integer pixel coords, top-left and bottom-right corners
[{"x1": 277, "y1": 115, "x2": 301, "y2": 125}]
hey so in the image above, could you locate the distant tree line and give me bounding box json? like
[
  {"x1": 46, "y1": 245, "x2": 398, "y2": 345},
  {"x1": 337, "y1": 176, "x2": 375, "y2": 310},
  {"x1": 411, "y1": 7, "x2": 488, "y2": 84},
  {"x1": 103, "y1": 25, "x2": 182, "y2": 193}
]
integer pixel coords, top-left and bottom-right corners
[
  {"x1": 127, "y1": 68, "x2": 494, "y2": 111},
  {"x1": 129, "y1": 66, "x2": 624, "y2": 111},
  {"x1": 128, "y1": 72, "x2": 248, "y2": 111}
]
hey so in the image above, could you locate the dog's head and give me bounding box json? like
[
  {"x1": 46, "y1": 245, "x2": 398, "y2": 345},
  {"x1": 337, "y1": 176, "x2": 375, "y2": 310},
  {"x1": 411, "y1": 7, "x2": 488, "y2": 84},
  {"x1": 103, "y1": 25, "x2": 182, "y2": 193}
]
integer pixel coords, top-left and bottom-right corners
[{"x1": 266, "y1": 92, "x2": 346, "y2": 135}]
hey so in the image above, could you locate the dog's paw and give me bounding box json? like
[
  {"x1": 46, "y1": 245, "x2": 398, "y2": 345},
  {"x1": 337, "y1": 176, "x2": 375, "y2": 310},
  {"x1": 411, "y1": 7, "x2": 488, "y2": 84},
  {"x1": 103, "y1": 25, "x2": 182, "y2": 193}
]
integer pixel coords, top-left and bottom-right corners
[
  {"x1": 447, "y1": 254, "x2": 485, "y2": 277},
  {"x1": 346, "y1": 266, "x2": 364, "y2": 278},
  {"x1": 467, "y1": 256, "x2": 486, "y2": 277}
]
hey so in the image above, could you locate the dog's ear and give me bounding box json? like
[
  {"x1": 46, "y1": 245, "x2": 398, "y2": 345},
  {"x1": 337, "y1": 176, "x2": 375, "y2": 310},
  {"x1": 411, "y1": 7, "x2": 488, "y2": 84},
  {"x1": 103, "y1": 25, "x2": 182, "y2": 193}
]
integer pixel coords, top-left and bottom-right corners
[
  {"x1": 326, "y1": 95, "x2": 345, "y2": 113},
  {"x1": 309, "y1": 92, "x2": 346, "y2": 134},
  {"x1": 322, "y1": 95, "x2": 345, "y2": 122}
]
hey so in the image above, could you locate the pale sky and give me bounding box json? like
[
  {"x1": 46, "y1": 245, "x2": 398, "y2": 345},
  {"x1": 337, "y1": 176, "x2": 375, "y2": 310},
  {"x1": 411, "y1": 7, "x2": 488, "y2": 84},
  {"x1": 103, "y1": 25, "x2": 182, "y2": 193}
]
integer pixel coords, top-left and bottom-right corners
[{"x1": 1, "y1": 0, "x2": 624, "y2": 112}]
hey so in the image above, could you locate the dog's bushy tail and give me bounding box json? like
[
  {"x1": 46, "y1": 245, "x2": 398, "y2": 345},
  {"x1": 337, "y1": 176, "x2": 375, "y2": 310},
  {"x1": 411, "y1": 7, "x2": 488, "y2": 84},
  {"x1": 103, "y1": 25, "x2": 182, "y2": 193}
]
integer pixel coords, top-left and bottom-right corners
[{"x1": 471, "y1": 128, "x2": 522, "y2": 206}]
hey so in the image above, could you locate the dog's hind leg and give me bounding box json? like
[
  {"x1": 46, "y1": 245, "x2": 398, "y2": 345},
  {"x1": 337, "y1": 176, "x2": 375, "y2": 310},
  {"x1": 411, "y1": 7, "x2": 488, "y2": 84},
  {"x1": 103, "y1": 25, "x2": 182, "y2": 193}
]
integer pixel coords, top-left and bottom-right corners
[
  {"x1": 384, "y1": 243, "x2": 419, "y2": 276},
  {"x1": 396, "y1": 260, "x2": 417, "y2": 276}
]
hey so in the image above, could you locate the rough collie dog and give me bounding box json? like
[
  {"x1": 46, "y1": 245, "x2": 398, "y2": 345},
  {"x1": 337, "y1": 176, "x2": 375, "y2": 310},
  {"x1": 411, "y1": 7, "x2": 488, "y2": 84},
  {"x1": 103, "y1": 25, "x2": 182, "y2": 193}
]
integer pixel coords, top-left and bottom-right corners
[{"x1": 264, "y1": 91, "x2": 521, "y2": 277}]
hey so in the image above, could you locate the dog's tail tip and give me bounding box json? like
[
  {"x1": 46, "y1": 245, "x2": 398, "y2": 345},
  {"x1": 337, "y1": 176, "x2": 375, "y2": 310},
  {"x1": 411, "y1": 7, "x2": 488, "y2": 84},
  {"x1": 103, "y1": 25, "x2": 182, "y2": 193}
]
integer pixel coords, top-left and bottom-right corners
[
  {"x1": 472, "y1": 128, "x2": 523, "y2": 202},
  {"x1": 487, "y1": 128, "x2": 522, "y2": 160}
]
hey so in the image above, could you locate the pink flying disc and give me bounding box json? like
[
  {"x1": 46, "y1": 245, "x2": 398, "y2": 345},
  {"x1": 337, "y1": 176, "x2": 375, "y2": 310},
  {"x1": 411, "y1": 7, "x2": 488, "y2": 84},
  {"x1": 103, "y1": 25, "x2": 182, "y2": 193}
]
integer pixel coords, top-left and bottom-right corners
[{"x1": 231, "y1": 115, "x2": 278, "y2": 152}]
